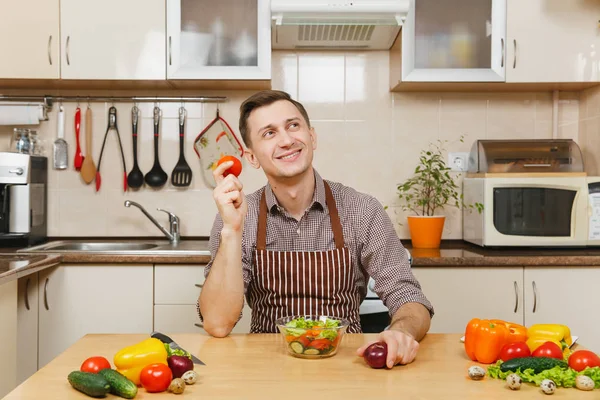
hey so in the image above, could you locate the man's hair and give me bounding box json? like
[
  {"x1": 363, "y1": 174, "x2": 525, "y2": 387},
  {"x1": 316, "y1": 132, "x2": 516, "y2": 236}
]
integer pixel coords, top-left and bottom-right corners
[{"x1": 239, "y1": 90, "x2": 311, "y2": 147}]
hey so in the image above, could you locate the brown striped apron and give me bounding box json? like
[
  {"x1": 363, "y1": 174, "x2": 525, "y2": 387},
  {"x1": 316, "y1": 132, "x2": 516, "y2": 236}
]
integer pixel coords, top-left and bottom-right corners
[{"x1": 247, "y1": 182, "x2": 362, "y2": 333}]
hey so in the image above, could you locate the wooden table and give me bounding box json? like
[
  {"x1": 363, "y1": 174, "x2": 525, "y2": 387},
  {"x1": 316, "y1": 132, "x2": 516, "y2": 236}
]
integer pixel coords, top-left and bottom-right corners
[{"x1": 4, "y1": 333, "x2": 596, "y2": 399}]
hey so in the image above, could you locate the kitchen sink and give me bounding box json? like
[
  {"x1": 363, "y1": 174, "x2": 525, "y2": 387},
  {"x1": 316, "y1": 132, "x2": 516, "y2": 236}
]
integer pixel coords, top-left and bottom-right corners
[
  {"x1": 18, "y1": 239, "x2": 211, "y2": 256},
  {"x1": 43, "y1": 242, "x2": 159, "y2": 252}
]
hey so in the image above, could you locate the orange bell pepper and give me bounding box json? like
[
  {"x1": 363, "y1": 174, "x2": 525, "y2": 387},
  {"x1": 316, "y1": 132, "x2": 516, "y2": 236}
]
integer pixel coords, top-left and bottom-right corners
[
  {"x1": 464, "y1": 318, "x2": 510, "y2": 364},
  {"x1": 490, "y1": 319, "x2": 528, "y2": 344}
]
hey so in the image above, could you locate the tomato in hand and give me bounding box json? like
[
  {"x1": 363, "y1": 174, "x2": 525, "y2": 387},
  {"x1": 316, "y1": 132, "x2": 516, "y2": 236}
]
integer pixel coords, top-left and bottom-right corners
[
  {"x1": 140, "y1": 363, "x2": 172, "y2": 393},
  {"x1": 532, "y1": 341, "x2": 563, "y2": 360},
  {"x1": 217, "y1": 155, "x2": 243, "y2": 177},
  {"x1": 568, "y1": 350, "x2": 600, "y2": 372},
  {"x1": 499, "y1": 342, "x2": 531, "y2": 362},
  {"x1": 80, "y1": 356, "x2": 111, "y2": 373}
]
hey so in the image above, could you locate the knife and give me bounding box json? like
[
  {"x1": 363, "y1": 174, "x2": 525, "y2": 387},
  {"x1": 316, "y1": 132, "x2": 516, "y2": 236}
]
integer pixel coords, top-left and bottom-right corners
[{"x1": 151, "y1": 331, "x2": 205, "y2": 365}]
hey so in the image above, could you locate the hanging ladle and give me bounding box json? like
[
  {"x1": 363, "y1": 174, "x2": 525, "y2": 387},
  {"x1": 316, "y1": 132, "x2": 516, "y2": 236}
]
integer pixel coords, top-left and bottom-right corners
[
  {"x1": 127, "y1": 105, "x2": 144, "y2": 189},
  {"x1": 144, "y1": 106, "x2": 168, "y2": 188}
]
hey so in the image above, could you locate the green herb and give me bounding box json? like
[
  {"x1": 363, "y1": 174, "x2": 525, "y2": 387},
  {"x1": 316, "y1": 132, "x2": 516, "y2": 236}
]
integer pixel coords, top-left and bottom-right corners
[
  {"x1": 163, "y1": 343, "x2": 192, "y2": 360},
  {"x1": 488, "y1": 360, "x2": 600, "y2": 388}
]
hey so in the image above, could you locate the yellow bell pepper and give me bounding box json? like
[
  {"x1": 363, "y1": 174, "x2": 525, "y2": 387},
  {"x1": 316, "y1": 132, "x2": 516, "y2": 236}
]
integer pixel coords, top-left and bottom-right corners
[
  {"x1": 114, "y1": 338, "x2": 168, "y2": 385},
  {"x1": 526, "y1": 324, "x2": 572, "y2": 352}
]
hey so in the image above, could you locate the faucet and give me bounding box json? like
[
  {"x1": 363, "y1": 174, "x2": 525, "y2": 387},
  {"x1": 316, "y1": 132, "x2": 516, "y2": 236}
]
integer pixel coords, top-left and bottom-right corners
[{"x1": 124, "y1": 200, "x2": 180, "y2": 245}]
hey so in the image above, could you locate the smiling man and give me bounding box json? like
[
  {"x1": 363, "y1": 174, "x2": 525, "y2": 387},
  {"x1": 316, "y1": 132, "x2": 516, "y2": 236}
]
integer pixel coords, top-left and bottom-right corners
[{"x1": 198, "y1": 90, "x2": 434, "y2": 367}]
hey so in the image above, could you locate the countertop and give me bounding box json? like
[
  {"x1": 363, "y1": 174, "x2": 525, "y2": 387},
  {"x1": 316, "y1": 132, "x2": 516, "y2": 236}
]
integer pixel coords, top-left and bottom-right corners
[
  {"x1": 0, "y1": 254, "x2": 61, "y2": 285},
  {"x1": 3, "y1": 333, "x2": 594, "y2": 399}
]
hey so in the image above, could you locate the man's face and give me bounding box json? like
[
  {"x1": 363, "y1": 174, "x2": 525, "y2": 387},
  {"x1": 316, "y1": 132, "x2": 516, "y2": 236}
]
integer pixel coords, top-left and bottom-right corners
[{"x1": 244, "y1": 100, "x2": 317, "y2": 180}]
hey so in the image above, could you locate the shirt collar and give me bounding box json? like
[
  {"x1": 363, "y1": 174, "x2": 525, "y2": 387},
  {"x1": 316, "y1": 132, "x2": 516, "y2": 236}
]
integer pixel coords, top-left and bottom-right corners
[{"x1": 265, "y1": 170, "x2": 327, "y2": 214}]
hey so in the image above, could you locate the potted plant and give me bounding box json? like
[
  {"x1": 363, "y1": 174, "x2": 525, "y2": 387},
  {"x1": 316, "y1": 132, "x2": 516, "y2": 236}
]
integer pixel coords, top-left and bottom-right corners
[{"x1": 396, "y1": 138, "x2": 483, "y2": 249}]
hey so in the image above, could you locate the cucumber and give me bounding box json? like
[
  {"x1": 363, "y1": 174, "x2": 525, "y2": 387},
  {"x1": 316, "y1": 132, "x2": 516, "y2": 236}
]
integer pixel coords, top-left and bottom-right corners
[
  {"x1": 98, "y1": 369, "x2": 138, "y2": 399},
  {"x1": 303, "y1": 348, "x2": 320, "y2": 355},
  {"x1": 290, "y1": 341, "x2": 305, "y2": 354},
  {"x1": 67, "y1": 371, "x2": 110, "y2": 398},
  {"x1": 500, "y1": 357, "x2": 568, "y2": 374}
]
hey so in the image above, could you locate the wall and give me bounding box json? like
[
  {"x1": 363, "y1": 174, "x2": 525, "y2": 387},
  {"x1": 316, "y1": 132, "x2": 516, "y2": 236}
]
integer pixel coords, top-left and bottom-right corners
[
  {"x1": 579, "y1": 85, "x2": 600, "y2": 176},
  {"x1": 0, "y1": 51, "x2": 581, "y2": 239}
]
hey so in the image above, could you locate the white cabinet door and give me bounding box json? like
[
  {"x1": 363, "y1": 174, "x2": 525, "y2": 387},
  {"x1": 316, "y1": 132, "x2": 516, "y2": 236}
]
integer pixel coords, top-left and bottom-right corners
[
  {"x1": 166, "y1": 0, "x2": 271, "y2": 80},
  {"x1": 38, "y1": 264, "x2": 154, "y2": 368},
  {"x1": 154, "y1": 304, "x2": 252, "y2": 334},
  {"x1": 17, "y1": 274, "x2": 39, "y2": 385},
  {"x1": 60, "y1": 0, "x2": 165, "y2": 80},
  {"x1": 412, "y1": 267, "x2": 524, "y2": 333},
  {"x1": 155, "y1": 264, "x2": 205, "y2": 305},
  {"x1": 0, "y1": 0, "x2": 60, "y2": 79},
  {"x1": 524, "y1": 267, "x2": 600, "y2": 353},
  {"x1": 401, "y1": 0, "x2": 506, "y2": 82},
  {"x1": 0, "y1": 280, "x2": 17, "y2": 399},
  {"x1": 506, "y1": 0, "x2": 600, "y2": 82}
]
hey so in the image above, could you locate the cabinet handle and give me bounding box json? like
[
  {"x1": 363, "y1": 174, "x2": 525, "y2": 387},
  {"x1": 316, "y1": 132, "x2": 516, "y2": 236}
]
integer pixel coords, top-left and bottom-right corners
[
  {"x1": 194, "y1": 323, "x2": 204, "y2": 328},
  {"x1": 47, "y1": 35, "x2": 52, "y2": 66},
  {"x1": 66, "y1": 36, "x2": 70, "y2": 66},
  {"x1": 513, "y1": 39, "x2": 517, "y2": 69},
  {"x1": 194, "y1": 283, "x2": 203, "y2": 288},
  {"x1": 43, "y1": 278, "x2": 49, "y2": 310},
  {"x1": 169, "y1": 36, "x2": 172, "y2": 66},
  {"x1": 532, "y1": 280, "x2": 537, "y2": 313},
  {"x1": 513, "y1": 280, "x2": 518, "y2": 313},
  {"x1": 501, "y1": 38, "x2": 504, "y2": 68},
  {"x1": 24, "y1": 278, "x2": 30, "y2": 311}
]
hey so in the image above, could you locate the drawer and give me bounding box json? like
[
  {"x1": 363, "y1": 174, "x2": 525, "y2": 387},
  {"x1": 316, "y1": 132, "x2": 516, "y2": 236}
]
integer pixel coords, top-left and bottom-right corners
[
  {"x1": 155, "y1": 264, "x2": 206, "y2": 305},
  {"x1": 154, "y1": 304, "x2": 252, "y2": 334}
]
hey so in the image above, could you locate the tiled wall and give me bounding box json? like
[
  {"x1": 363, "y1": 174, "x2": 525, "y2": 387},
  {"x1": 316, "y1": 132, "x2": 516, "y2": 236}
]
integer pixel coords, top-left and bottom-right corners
[
  {"x1": 578, "y1": 86, "x2": 600, "y2": 175},
  {"x1": 0, "y1": 51, "x2": 581, "y2": 239}
]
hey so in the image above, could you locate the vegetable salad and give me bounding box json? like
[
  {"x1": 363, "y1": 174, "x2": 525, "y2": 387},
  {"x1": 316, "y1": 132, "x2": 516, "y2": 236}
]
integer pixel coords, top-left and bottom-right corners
[{"x1": 284, "y1": 317, "x2": 343, "y2": 356}]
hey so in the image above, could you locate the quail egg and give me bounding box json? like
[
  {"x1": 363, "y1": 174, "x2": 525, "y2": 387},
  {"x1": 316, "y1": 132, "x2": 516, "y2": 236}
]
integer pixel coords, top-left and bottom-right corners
[
  {"x1": 506, "y1": 373, "x2": 522, "y2": 390},
  {"x1": 575, "y1": 375, "x2": 594, "y2": 391},
  {"x1": 540, "y1": 379, "x2": 556, "y2": 395},
  {"x1": 467, "y1": 366, "x2": 486, "y2": 380}
]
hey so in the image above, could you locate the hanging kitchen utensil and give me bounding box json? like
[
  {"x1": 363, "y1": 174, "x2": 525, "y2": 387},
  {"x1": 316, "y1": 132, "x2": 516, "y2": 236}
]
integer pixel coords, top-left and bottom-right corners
[
  {"x1": 170, "y1": 106, "x2": 193, "y2": 187},
  {"x1": 193, "y1": 108, "x2": 244, "y2": 188},
  {"x1": 127, "y1": 105, "x2": 144, "y2": 189},
  {"x1": 80, "y1": 106, "x2": 96, "y2": 184},
  {"x1": 144, "y1": 106, "x2": 168, "y2": 188},
  {"x1": 74, "y1": 106, "x2": 84, "y2": 170},
  {"x1": 52, "y1": 105, "x2": 68, "y2": 170},
  {"x1": 95, "y1": 106, "x2": 127, "y2": 192}
]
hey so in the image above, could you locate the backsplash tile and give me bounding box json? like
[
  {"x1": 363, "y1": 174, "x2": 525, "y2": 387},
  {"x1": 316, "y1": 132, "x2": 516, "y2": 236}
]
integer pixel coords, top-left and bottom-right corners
[{"x1": 0, "y1": 50, "x2": 584, "y2": 239}]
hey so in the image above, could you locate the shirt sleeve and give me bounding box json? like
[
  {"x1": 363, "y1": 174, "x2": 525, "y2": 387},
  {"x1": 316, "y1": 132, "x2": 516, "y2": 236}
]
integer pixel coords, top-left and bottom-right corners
[
  {"x1": 357, "y1": 197, "x2": 434, "y2": 318},
  {"x1": 196, "y1": 213, "x2": 253, "y2": 323}
]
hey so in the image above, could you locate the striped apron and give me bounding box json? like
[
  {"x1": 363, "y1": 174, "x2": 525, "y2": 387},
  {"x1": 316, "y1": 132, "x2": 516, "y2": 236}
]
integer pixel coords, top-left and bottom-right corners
[{"x1": 247, "y1": 182, "x2": 362, "y2": 333}]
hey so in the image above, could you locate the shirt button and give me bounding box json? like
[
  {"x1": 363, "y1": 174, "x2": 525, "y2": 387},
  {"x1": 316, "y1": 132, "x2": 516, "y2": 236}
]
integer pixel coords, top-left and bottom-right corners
[{"x1": 296, "y1": 228, "x2": 300, "y2": 234}]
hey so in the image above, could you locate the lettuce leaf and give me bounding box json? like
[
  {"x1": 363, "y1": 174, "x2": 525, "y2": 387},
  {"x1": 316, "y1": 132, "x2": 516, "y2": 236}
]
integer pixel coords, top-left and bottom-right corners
[
  {"x1": 317, "y1": 329, "x2": 337, "y2": 341},
  {"x1": 487, "y1": 360, "x2": 600, "y2": 388}
]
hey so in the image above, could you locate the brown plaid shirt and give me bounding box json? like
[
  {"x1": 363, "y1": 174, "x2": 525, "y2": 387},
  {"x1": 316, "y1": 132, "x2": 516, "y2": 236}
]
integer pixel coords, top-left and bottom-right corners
[{"x1": 200, "y1": 170, "x2": 434, "y2": 320}]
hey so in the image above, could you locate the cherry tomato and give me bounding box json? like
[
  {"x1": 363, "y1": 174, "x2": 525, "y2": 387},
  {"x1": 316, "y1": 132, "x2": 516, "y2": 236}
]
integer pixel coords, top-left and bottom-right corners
[
  {"x1": 140, "y1": 363, "x2": 172, "y2": 393},
  {"x1": 532, "y1": 341, "x2": 563, "y2": 360},
  {"x1": 217, "y1": 155, "x2": 242, "y2": 177},
  {"x1": 499, "y1": 342, "x2": 531, "y2": 362},
  {"x1": 80, "y1": 356, "x2": 111, "y2": 373},
  {"x1": 568, "y1": 350, "x2": 600, "y2": 372}
]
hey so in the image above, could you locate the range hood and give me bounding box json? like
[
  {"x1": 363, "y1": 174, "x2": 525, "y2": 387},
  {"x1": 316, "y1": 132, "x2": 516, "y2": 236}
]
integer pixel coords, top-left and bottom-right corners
[{"x1": 271, "y1": 0, "x2": 410, "y2": 50}]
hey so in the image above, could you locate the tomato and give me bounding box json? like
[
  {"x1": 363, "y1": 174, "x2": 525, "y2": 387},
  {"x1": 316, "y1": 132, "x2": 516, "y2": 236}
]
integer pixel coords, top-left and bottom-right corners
[
  {"x1": 499, "y1": 342, "x2": 531, "y2": 362},
  {"x1": 568, "y1": 350, "x2": 600, "y2": 372},
  {"x1": 308, "y1": 339, "x2": 332, "y2": 350},
  {"x1": 80, "y1": 356, "x2": 111, "y2": 373},
  {"x1": 532, "y1": 341, "x2": 563, "y2": 360},
  {"x1": 140, "y1": 363, "x2": 172, "y2": 393},
  {"x1": 217, "y1": 155, "x2": 242, "y2": 177}
]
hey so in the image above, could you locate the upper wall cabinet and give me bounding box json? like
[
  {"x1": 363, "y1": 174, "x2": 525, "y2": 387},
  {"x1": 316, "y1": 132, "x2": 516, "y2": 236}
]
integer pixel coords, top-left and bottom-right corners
[
  {"x1": 166, "y1": 0, "x2": 271, "y2": 81},
  {"x1": 0, "y1": 0, "x2": 60, "y2": 79},
  {"x1": 59, "y1": 0, "x2": 166, "y2": 80},
  {"x1": 400, "y1": 0, "x2": 506, "y2": 82},
  {"x1": 505, "y1": 0, "x2": 600, "y2": 83}
]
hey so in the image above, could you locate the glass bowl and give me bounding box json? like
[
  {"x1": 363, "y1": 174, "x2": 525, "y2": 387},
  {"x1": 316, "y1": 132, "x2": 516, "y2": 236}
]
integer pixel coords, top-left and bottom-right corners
[{"x1": 275, "y1": 315, "x2": 349, "y2": 359}]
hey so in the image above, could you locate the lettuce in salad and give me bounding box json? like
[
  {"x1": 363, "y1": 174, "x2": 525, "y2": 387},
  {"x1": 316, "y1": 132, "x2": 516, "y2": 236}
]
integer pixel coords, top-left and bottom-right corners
[
  {"x1": 284, "y1": 317, "x2": 341, "y2": 339},
  {"x1": 487, "y1": 360, "x2": 600, "y2": 388}
]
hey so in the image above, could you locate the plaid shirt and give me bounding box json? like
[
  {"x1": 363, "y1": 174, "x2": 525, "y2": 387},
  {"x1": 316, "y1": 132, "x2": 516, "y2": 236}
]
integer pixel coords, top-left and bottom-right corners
[{"x1": 201, "y1": 170, "x2": 434, "y2": 319}]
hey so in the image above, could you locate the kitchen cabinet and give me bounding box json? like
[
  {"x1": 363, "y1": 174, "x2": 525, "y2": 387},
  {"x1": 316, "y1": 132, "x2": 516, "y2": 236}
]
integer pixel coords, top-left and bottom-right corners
[
  {"x1": 17, "y1": 274, "x2": 39, "y2": 386},
  {"x1": 59, "y1": 0, "x2": 165, "y2": 80},
  {"x1": 166, "y1": 0, "x2": 271, "y2": 81},
  {"x1": 506, "y1": 0, "x2": 600, "y2": 83},
  {"x1": 0, "y1": 280, "x2": 17, "y2": 399},
  {"x1": 0, "y1": 0, "x2": 60, "y2": 79},
  {"x1": 524, "y1": 267, "x2": 600, "y2": 353},
  {"x1": 38, "y1": 264, "x2": 153, "y2": 369},
  {"x1": 411, "y1": 267, "x2": 524, "y2": 333}
]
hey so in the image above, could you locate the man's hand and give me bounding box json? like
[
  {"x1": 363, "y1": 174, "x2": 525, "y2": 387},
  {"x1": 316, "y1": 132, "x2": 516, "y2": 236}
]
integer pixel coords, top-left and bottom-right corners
[
  {"x1": 212, "y1": 160, "x2": 247, "y2": 232},
  {"x1": 356, "y1": 329, "x2": 420, "y2": 368}
]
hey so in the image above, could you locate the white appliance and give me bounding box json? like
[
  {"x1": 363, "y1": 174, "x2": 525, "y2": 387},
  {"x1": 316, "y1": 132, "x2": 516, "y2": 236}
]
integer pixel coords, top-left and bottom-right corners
[
  {"x1": 462, "y1": 139, "x2": 600, "y2": 248},
  {"x1": 271, "y1": 0, "x2": 410, "y2": 50}
]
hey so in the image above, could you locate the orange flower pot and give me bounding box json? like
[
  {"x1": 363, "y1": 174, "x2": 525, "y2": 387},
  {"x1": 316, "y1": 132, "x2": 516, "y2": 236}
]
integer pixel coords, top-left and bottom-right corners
[{"x1": 407, "y1": 216, "x2": 445, "y2": 249}]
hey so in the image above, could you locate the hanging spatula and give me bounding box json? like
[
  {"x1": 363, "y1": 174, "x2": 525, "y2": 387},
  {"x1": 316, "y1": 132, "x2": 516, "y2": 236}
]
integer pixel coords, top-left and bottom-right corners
[
  {"x1": 170, "y1": 106, "x2": 193, "y2": 187},
  {"x1": 53, "y1": 105, "x2": 68, "y2": 170}
]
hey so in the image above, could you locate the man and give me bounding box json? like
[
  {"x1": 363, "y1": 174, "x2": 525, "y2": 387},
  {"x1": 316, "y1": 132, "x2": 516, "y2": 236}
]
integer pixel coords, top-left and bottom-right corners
[{"x1": 198, "y1": 90, "x2": 434, "y2": 368}]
